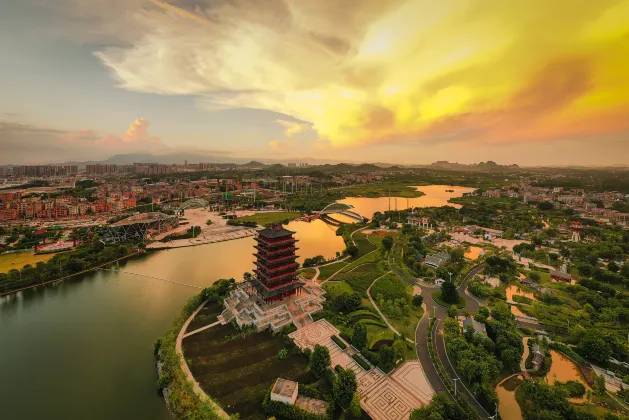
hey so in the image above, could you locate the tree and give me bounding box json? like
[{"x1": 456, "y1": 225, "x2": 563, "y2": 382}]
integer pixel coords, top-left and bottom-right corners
[
  {"x1": 309, "y1": 344, "x2": 330, "y2": 377},
  {"x1": 412, "y1": 294, "x2": 424, "y2": 307},
  {"x1": 378, "y1": 345, "x2": 396, "y2": 371},
  {"x1": 448, "y1": 305, "x2": 458, "y2": 318},
  {"x1": 346, "y1": 244, "x2": 359, "y2": 258},
  {"x1": 393, "y1": 340, "x2": 406, "y2": 360},
  {"x1": 577, "y1": 330, "x2": 612, "y2": 365},
  {"x1": 333, "y1": 292, "x2": 362, "y2": 313},
  {"x1": 243, "y1": 272, "x2": 252, "y2": 281},
  {"x1": 382, "y1": 236, "x2": 394, "y2": 251},
  {"x1": 349, "y1": 392, "x2": 361, "y2": 418},
  {"x1": 608, "y1": 261, "x2": 619, "y2": 273},
  {"x1": 352, "y1": 323, "x2": 367, "y2": 350},
  {"x1": 333, "y1": 367, "x2": 357, "y2": 408},
  {"x1": 441, "y1": 280, "x2": 459, "y2": 304},
  {"x1": 410, "y1": 392, "x2": 468, "y2": 420}
]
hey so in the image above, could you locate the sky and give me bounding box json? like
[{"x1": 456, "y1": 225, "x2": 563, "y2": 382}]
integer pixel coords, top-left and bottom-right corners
[{"x1": 1, "y1": 0, "x2": 628, "y2": 166}]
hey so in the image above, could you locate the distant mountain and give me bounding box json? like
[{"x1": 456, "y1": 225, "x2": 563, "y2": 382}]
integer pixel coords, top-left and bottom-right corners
[
  {"x1": 239, "y1": 161, "x2": 267, "y2": 168},
  {"x1": 428, "y1": 161, "x2": 520, "y2": 172}
]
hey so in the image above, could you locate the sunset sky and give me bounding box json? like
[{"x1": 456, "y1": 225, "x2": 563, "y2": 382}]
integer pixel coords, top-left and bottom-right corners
[{"x1": 1, "y1": 0, "x2": 628, "y2": 165}]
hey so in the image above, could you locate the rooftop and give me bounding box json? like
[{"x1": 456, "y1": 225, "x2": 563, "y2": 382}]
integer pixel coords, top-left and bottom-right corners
[
  {"x1": 258, "y1": 223, "x2": 296, "y2": 239},
  {"x1": 272, "y1": 378, "x2": 298, "y2": 398}
]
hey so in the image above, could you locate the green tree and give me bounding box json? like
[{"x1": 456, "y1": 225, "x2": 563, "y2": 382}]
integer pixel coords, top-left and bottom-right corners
[
  {"x1": 309, "y1": 344, "x2": 331, "y2": 377},
  {"x1": 448, "y1": 305, "x2": 458, "y2": 318},
  {"x1": 333, "y1": 367, "x2": 357, "y2": 408},
  {"x1": 349, "y1": 392, "x2": 361, "y2": 418},
  {"x1": 441, "y1": 280, "x2": 459, "y2": 304},
  {"x1": 352, "y1": 323, "x2": 368, "y2": 350},
  {"x1": 378, "y1": 345, "x2": 396, "y2": 371},
  {"x1": 382, "y1": 236, "x2": 394, "y2": 251},
  {"x1": 412, "y1": 294, "x2": 424, "y2": 307},
  {"x1": 392, "y1": 340, "x2": 406, "y2": 360},
  {"x1": 346, "y1": 244, "x2": 359, "y2": 258},
  {"x1": 577, "y1": 330, "x2": 612, "y2": 365},
  {"x1": 410, "y1": 392, "x2": 468, "y2": 420}
]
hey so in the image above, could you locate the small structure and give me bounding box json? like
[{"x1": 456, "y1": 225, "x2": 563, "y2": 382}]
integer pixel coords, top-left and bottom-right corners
[
  {"x1": 550, "y1": 270, "x2": 572, "y2": 283},
  {"x1": 462, "y1": 317, "x2": 487, "y2": 336},
  {"x1": 531, "y1": 344, "x2": 545, "y2": 370},
  {"x1": 482, "y1": 228, "x2": 504, "y2": 240},
  {"x1": 425, "y1": 252, "x2": 451, "y2": 268},
  {"x1": 271, "y1": 378, "x2": 298, "y2": 405},
  {"x1": 435, "y1": 278, "x2": 445, "y2": 286},
  {"x1": 570, "y1": 221, "x2": 583, "y2": 243},
  {"x1": 407, "y1": 216, "x2": 432, "y2": 229}
]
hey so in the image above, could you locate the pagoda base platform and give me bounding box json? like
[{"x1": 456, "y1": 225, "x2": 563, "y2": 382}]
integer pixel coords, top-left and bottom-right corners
[{"x1": 219, "y1": 277, "x2": 327, "y2": 332}]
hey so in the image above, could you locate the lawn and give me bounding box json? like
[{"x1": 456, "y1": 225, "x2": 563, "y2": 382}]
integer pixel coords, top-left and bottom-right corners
[
  {"x1": 335, "y1": 268, "x2": 383, "y2": 297},
  {"x1": 353, "y1": 232, "x2": 377, "y2": 257},
  {"x1": 431, "y1": 291, "x2": 467, "y2": 309},
  {"x1": 298, "y1": 268, "x2": 316, "y2": 280},
  {"x1": 322, "y1": 281, "x2": 355, "y2": 297},
  {"x1": 0, "y1": 251, "x2": 56, "y2": 273},
  {"x1": 318, "y1": 260, "x2": 348, "y2": 280},
  {"x1": 370, "y1": 273, "x2": 408, "y2": 302},
  {"x1": 233, "y1": 211, "x2": 301, "y2": 226},
  {"x1": 182, "y1": 323, "x2": 316, "y2": 420},
  {"x1": 185, "y1": 300, "x2": 224, "y2": 333},
  {"x1": 340, "y1": 250, "x2": 381, "y2": 273}
]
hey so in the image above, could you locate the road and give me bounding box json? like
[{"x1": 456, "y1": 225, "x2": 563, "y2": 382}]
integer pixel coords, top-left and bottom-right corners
[{"x1": 409, "y1": 263, "x2": 491, "y2": 418}]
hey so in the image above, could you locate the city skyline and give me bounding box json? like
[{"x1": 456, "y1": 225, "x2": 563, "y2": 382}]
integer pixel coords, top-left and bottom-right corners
[{"x1": 1, "y1": 0, "x2": 629, "y2": 166}]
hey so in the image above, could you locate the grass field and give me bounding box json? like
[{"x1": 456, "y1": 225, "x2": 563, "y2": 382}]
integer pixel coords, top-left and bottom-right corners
[
  {"x1": 318, "y1": 260, "x2": 348, "y2": 280},
  {"x1": 338, "y1": 182, "x2": 425, "y2": 198},
  {"x1": 0, "y1": 252, "x2": 56, "y2": 273},
  {"x1": 233, "y1": 211, "x2": 301, "y2": 226},
  {"x1": 298, "y1": 268, "x2": 317, "y2": 280},
  {"x1": 353, "y1": 232, "x2": 377, "y2": 257},
  {"x1": 182, "y1": 323, "x2": 318, "y2": 420}
]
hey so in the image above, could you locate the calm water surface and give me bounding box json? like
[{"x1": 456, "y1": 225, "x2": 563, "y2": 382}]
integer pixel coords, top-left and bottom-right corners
[
  {"x1": 0, "y1": 220, "x2": 342, "y2": 420},
  {"x1": 339, "y1": 185, "x2": 475, "y2": 218}
]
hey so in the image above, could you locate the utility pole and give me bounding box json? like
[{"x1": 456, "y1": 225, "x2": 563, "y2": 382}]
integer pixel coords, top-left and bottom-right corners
[{"x1": 453, "y1": 378, "x2": 458, "y2": 396}]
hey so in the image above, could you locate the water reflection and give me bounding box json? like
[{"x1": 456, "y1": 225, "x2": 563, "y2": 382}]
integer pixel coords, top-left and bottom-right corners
[
  {"x1": 338, "y1": 185, "x2": 475, "y2": 218},
  {"x1": 496, "y1": 375, "x2": 523, "y2": 420},
  {"x1": 546, "y1": 350, "x2": 592, "y2": 401},
  {"x1": 0, "y1": 220, "x2": 344, "y2": 420}
]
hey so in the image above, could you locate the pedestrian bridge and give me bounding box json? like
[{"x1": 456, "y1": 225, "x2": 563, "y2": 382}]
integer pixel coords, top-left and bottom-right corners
[
  {"x1": 176, "y1": 199, "x2": 209, "y2": 216},
  {"x1": 316, "y1": 202, "x2": 365, "y2": 222}
]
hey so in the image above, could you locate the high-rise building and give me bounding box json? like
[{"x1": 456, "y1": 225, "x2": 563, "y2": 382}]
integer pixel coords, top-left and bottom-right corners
[{"x1": 252, "y1": 223, "x2": 303, "y2": 303}]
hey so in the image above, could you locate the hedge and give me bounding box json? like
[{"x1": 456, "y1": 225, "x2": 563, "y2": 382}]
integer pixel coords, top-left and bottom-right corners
[
  {"x1": 357, "y1": 319, "x2": 388, "y2": 328},
  {"x1": 331, "y1": 335, "x2": 347, "y2": 350},
  {"x1": 352, "y1": 354, "x2": 371, "y2": 371}
]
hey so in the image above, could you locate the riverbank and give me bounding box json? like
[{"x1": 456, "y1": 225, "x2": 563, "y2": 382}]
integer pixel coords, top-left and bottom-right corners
[{"x1": 0, "y1": 248, "x2": 145, "y2": 297}]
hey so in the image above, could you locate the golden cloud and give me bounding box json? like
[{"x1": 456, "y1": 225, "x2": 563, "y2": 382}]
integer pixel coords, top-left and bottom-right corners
[{"x1": 91, "y1": 0, "x2": 629, "y2": 148}]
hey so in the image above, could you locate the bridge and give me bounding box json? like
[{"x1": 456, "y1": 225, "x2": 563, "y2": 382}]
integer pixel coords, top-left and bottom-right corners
[
  {"x1": 316, "y1": 202, "x2": 366, "y2": 223},
  {"x1": 176, "y1": 198, "x2": 210, "y2": 216}
]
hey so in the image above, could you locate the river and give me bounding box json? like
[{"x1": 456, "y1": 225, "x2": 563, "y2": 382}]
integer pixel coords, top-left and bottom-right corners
[
  {"x1": 0, "y1": 219, "x2": 343, "y2": 420},
  {"x1": 338, "y1": 185, "x2": 475, "y2": 218}
]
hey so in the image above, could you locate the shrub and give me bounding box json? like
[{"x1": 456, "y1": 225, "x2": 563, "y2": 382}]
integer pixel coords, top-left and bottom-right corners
[
  {"x1": 331, "y1": 335, "x2": 347, "y2": 350},
  {"x1": 412, "y1": 294, "x2": 424, "y2": 307},
  {"x1": 277, "y1": 348, "x2": 288, "y2": 360},
  {"x1": 357, "y1": 319, "x2": 387, "y2": 328},
  {"x1": 352, "y1": 354, "x2": 371, "y2": 370}
]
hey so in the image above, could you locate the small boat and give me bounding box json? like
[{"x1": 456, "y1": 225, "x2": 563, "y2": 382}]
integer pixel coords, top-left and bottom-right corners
[{"x1": 445, "y1": 189, "x2": 454, "y2": 192}]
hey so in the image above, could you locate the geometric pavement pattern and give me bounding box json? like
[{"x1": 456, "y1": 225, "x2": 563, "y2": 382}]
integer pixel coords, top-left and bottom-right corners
[{"x1": 289, "y1": 319, "x2": 434, "y2": 420}]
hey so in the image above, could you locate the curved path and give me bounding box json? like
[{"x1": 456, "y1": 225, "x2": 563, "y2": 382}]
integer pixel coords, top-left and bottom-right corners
[{"x1": 175, "y1": 299, "x2": 229, "y2": 419}]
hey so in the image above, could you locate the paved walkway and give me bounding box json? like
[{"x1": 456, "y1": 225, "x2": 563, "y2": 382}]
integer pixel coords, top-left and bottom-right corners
[
  {"x1": 176, "y1": 300, "x2": 229, "y2": 419},
  {"x1": 520, "y1": 337, "x2": 530, "y2": 373},
  {"x1": 289, "y1": 319, "x2": 434, "y2": 420},
  {"x1": 366, "y1": 271, "x2": 413, "y2": 342},
  {"x1": 183, "y1": 320, "x2": 221, "y2": 338}
]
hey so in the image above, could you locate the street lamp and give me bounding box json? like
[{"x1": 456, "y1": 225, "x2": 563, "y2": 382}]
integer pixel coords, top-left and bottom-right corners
[
  {"x1": 448, "y1": 271, "x2": 453, "y2": 283},
  {"x1": 452, "y1": 378, "x2": 458, "y2": 396}
]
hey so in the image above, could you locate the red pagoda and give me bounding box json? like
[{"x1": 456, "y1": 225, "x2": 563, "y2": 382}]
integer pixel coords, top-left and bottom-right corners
[{"x1": 252, "y1": 223, "x2": 303, "y2": 303}]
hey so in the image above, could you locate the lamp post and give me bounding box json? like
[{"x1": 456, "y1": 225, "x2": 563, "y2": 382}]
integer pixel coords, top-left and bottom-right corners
[
  {"x1": 452, "y1": 378, "x2": 458, "y2": 396},
  {"x1": 448, "y1": 271, "x2": 453, "y2": 283}
]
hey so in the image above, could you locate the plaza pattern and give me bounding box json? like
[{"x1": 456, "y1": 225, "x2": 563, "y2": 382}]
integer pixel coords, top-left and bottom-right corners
[{"x1": 289, "y1": 319, "x2": 434, "y2": 420}]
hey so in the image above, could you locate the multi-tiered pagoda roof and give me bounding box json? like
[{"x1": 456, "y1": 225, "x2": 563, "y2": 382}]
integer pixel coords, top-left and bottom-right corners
[{"x1": 251, "y1": 223, "x2": 303, "y2": 302}]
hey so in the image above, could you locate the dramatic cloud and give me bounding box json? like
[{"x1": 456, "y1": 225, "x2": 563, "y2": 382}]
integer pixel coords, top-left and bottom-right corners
[
  {"x1": 1, "y1": 119, "x2": 166, "y2": 164},
  {"x1": 70, "y1": 0, "x2": 629, "y2": 150}
]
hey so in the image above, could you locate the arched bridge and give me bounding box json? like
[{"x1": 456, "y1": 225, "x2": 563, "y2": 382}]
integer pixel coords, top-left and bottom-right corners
[
  {"x1": 316, "y1": 202, "x2": 365, "y2": 222},
  {"x1": 176, "y1": 199, "x2": 210, "y2": 216}
]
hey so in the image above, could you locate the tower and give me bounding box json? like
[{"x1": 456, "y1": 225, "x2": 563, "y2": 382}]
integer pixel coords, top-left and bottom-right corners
[
  {"x1": 570, "y1": 221, "x2": 583, "y2": 243},
  {"x1": 252, "y1": 223, "x2": 302, "y2": 303}
]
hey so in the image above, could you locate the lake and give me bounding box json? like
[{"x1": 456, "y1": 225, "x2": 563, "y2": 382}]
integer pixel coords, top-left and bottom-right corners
[
  {"x1": 338, "y1": 185, "x2": 476, "y2": 219},
  {"x1": 0, "y1": 219, "x2": 343, "y2": 420}
]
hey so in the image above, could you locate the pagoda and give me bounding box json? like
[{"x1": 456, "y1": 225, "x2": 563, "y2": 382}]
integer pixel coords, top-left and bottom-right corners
[{"x1": 252, "y1": 223, "x2": 303, "y2": 303}]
